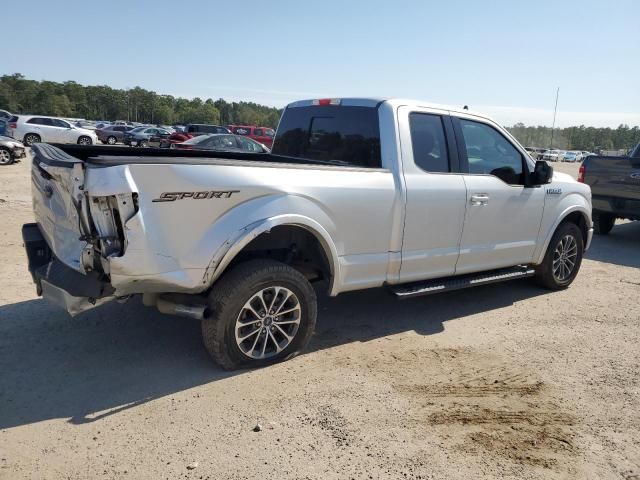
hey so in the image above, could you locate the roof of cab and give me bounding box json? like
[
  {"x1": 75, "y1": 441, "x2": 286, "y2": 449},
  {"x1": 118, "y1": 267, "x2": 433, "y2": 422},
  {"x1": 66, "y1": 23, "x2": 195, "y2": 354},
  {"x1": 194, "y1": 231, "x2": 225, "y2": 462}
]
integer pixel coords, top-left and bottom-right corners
[{"x1": 286, "y1": 97, "x2": 492, "y2": 121}]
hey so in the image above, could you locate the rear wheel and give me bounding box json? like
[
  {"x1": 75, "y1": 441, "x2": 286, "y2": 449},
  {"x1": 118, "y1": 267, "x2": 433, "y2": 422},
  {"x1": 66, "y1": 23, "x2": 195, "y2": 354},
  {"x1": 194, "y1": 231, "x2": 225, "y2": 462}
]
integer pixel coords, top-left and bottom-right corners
[
  {"x1": 593, "y1": 211, "x2": 615, "y2": 235},
  {"x1": 138, "y1": 139, "x2": 148, "y2": 147},
  {"x1": 535, "y1": 222, "x2": 583, "y2": 290},
  {"x1": 23, "y1": 133, "x2": 41, "y2": 146},
  {"x1": 202, "y1": 259, "x2": 317, "y2": 370},
  {"x1": 106, "y1": 136, "x2": 117, "y2": 145}
]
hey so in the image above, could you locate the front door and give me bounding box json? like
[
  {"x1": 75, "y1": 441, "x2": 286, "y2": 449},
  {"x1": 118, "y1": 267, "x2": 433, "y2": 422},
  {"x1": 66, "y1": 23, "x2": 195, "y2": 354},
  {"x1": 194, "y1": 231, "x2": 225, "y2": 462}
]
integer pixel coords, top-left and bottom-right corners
[{"x1": 453, "y1": 117, "x2": 545, "y2": 274}]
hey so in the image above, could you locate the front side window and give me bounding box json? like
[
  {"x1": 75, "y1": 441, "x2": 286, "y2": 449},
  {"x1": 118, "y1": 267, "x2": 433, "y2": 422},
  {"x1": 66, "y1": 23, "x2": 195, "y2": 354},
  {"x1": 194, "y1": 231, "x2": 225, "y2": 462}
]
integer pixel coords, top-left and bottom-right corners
[
  {"x1": 459, "y1": 119, "x2": 524, "y2": 185},
  {"x1": 409, "y1": 113, "x2": 450, "y2": 173}
]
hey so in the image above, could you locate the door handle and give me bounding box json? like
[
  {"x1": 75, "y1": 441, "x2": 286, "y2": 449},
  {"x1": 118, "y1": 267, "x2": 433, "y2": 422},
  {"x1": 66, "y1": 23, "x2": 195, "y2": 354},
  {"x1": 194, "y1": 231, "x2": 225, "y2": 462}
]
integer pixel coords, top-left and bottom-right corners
[{"x1": 470, "y1": 194, "x2": 489, "y2": 206}]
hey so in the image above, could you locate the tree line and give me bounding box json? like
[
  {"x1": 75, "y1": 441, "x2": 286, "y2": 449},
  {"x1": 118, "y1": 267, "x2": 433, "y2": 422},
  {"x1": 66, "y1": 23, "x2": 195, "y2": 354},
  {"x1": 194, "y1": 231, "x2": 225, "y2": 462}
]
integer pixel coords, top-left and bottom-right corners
[
  {"x1": 507, "y1": 123, "x2": 640, "y2": 152},
  {"x1": 1, "y1": 73, "x2": 638, "y2": 150},
  {"x1": 0, "y1": 73, "x2": 281, "y2": 128}
]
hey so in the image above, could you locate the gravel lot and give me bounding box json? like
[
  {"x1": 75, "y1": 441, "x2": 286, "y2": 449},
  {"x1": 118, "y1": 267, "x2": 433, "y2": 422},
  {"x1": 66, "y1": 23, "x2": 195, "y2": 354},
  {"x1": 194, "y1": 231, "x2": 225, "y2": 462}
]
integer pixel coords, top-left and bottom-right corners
[{"x1": 1, "y1": 154, "x2": 639, "y2": 480}]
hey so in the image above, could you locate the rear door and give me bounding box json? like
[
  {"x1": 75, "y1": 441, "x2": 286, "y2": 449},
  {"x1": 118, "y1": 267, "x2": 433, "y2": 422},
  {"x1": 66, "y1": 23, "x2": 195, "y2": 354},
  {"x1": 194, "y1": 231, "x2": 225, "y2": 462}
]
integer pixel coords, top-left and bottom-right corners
[
  {"x1": 452, "y1": 116, "x2": 545, "y2": 274},
  {"x1": 397, "y1": 106, "x2": 468, "y2": 282}
]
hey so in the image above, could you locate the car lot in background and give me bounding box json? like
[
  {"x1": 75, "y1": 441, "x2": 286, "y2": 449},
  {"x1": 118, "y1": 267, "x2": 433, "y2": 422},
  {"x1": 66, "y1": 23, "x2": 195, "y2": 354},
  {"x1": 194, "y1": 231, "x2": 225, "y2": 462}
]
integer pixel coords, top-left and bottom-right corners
[
  {"x1": 0, "y1": 135, "x2": 26, "y2": 165},
  {"x1": 228, "y1": 125, "x2": 275, "y2": 147},
  {"x1": 97, "y1": 125, "x2": 135, "y2": 144},
  {"x1": 123, "y1": 126, "x2": 171, "y2": 146},
  {"x1": 148, "y1": 130, "x2": 193, "y2": 148},
  {"x1": 6, "y1": 115, "x2": 98, "y2": 146},
  {"x1": 171, "y1": 133, "x2": 269, "y2": 152},
  {"x1": 185, "y1": 123, "x2": 230, "y2": 136},
  {"x1": 524, "y1": 147, "x2": 547, "y2": 160},
  {"x1": 542, "y1": 149, "x2": 565, "y2": 162}
]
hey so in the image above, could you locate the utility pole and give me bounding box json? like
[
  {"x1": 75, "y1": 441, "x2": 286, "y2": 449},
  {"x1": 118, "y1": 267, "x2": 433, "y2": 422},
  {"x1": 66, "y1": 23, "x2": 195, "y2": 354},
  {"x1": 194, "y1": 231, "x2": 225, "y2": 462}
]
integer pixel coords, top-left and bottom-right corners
[{"x1": 550, "y1": 87, "x2": 559, "y2": 149}]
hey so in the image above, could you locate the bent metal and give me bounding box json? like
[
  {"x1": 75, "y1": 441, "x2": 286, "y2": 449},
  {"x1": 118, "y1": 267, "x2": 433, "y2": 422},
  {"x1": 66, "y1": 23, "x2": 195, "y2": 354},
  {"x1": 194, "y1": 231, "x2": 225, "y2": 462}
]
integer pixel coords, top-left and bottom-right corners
[{"x1": 152, "y1": 190, "x2": 240, "y2": 202}]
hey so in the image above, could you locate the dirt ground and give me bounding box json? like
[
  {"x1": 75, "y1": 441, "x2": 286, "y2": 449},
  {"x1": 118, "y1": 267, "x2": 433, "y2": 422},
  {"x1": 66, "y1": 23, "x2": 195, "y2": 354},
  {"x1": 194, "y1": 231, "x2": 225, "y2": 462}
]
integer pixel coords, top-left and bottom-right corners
[{"x1": 1, "y1": 155, "x2": 639, "y2": 480}]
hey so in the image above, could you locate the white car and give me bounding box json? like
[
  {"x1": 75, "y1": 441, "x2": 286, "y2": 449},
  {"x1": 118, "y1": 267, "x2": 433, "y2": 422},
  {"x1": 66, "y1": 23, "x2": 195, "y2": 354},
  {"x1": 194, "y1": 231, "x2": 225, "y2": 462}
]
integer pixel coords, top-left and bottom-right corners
[
  {"x1": 561, "y1": 151, "x2": 580, "y2": 162},
  {"x1": 6, "y1": 115, "x2": 98, "y2": 146},
  {"x1": 542, "y1": 149, "x2": 565, "y2": 162}
]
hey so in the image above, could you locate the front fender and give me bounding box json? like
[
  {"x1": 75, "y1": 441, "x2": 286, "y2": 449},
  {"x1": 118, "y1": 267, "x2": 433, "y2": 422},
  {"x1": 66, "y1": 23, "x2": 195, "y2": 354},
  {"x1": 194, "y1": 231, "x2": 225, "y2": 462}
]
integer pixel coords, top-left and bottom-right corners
[{"x1": 533, "y1": 193, "x2": 592, "y2": 264}]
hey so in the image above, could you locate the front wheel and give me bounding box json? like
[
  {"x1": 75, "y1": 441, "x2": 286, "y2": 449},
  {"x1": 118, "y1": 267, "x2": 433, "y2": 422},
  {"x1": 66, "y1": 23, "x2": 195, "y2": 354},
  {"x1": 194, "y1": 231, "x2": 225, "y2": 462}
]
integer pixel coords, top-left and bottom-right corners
[
  {"x1": 77, "y1": 136, "x2": 92, "y2": 145},
  {"x1": 106, "y1": 136, "x2": 117, "y2": 145},
  {"x1": 535, "y1": 222, "x2": 583, "y2": 290},
  {"x1": 0, "y1": 147, "x2": 13, "y2": 165},
  {"x1": 202, "y1": 259, "x2": 317, "y2": 370}
]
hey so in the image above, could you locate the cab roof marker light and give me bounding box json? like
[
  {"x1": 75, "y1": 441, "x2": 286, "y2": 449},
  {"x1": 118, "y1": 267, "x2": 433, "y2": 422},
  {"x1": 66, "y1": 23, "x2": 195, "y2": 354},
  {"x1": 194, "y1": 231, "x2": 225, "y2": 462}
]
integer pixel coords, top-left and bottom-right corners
[{"x1": 313, "y1": 98, "x2": 341, "y2": 106}]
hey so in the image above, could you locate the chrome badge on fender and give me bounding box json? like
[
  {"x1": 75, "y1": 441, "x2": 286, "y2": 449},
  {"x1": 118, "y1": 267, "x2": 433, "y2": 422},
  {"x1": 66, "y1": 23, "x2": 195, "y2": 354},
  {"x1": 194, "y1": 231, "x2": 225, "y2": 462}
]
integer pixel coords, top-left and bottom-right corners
[{"x1": 152, "y1": 190, "x2": 240, "y2": 202}]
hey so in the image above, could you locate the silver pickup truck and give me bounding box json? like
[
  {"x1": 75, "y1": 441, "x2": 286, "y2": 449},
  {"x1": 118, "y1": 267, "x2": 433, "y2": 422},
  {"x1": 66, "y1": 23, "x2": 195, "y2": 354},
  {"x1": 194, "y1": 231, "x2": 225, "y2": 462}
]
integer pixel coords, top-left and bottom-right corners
[{"x1": 23, "y1": 98, "x2": 593, "y2": 369}]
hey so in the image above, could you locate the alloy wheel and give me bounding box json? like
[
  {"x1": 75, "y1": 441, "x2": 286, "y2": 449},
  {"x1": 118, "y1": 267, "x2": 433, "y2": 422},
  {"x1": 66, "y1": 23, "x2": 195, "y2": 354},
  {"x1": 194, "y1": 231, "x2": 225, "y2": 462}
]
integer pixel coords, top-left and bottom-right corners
[
  {"x1": 552, "y1": 234, "x2": 578, "y2": 282},
  {"x1": 234, "y1": 286, "x2": 301, "y2": 360}
]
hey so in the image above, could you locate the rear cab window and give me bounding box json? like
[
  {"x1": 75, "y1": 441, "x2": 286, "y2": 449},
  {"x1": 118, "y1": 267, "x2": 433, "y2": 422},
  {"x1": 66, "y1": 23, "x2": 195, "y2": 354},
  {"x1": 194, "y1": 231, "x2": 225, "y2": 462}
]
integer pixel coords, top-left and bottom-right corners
[{"x1": 272, "y1": 105, "x2": 381, "y2": 168}]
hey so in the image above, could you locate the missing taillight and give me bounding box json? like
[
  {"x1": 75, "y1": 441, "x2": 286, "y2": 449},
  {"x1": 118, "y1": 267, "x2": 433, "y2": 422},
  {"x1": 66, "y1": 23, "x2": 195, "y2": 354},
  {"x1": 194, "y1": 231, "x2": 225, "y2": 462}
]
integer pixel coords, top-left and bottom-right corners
[{"x1": 578, "y1": 165, "x2": 585, "y2": 183}]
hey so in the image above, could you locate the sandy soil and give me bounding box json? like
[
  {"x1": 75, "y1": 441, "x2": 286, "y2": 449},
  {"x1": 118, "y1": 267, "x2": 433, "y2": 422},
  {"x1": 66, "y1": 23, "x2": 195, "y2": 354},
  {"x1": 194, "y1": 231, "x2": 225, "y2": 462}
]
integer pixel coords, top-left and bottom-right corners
[{"x1": 1, "y1": 155, "x2": 639, "y2": 480}]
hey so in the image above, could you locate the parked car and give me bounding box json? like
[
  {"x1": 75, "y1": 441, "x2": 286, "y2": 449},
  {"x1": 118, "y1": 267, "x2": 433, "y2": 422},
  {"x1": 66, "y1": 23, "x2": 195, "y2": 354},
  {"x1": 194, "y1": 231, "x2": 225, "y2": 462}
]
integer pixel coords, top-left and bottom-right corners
[
  {"x1": 542, "y1": 149, "x2": 565, "y2": 162},
  {"x1": 0, "y1": 135, "x2": 26, "y2": 165},
  {"x1": 185, "y1": 124, "x2": 230, "y2": 137},
  {"x1": 579, "y1": 141, "x2": 640, "y2": 234},
  {"x1": 148, "y1": 131, "x2": 193, "y2": 148},
  {"x1": 75, "y1": 120, "x2": 98, "y2": 131},
  {"x1": 561, "y1": 151, "x2": 580, "y2": 162},
  {"x1": 0, "y1": 109, "x2": 12, "y2": 134},
  {"x1": 95, "y1": 122, "x2": 111, "y2": 130},
  {"x1": 6, "y1": 115, "x2": 98, "y2": 146},
  {"x1": 172, "y1": 134, "x2": 270, "y2": 152},
  {"x1": 97, "y1": 125, "x2": 135, "y2": 145},
  {"x1": 23, "y1": 97, "x2": 592, "y2": 370},
  {"x1": 123, "y1": 126, "x2": 171, "y2": 147},
  {"x1": 228, "y1": 125, "x2": 275, "y2": 148}
]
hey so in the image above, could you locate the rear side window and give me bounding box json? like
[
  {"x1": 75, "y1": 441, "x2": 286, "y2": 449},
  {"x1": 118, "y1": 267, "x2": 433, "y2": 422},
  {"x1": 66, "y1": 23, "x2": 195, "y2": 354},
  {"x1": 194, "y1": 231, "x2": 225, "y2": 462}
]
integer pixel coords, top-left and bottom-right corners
[
  {"x1": 27, "y1": 117, "x2": 46, "y2": 125},
  {"x1": 254, "y1": 128, "x2": 263, "y2": 136},
  {"x1": 409, "y1": 113, "x2": 450, "y2": 173},
  {"x1": 234, "y1": 127, "x2": 251, "y2": 135},
  {"x1": 272, "y1": 106, "x2": 381, "y2": 168}
]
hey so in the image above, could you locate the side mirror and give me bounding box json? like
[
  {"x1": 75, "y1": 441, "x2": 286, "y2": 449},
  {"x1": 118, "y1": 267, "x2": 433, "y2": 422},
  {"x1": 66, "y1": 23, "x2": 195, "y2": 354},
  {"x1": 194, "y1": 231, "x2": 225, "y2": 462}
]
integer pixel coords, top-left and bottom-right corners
[{"x1": 531, "y1": 160, "x2": 553, "y2": 185}]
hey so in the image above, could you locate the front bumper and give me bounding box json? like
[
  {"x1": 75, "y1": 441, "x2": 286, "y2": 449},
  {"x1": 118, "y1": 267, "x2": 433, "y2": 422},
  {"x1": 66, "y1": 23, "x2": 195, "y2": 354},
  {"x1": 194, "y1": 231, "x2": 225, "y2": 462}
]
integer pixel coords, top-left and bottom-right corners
[
  {"x1": 22, "y1": 223, "x2": 115, "y2": 315},
  {"x1": 12, "y1": 147, "x2": 26, "y2": 159}
]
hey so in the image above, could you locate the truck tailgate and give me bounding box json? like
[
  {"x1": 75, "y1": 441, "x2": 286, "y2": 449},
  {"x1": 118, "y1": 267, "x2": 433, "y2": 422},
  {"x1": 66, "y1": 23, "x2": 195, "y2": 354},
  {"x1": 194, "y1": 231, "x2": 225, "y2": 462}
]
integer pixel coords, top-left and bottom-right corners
[
  {"x1": 585, "y1": 156, "x2": 640, "y2": 201},
  {"x1": 30, "y1": 143, "x2": 90, "y2": 272}
]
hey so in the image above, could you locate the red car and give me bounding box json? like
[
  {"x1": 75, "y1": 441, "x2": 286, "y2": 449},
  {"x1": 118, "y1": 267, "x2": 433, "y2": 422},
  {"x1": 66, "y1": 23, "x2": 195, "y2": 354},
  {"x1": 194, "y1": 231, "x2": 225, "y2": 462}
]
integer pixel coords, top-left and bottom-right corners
[{"x1": 228, "y1": 125, "x2": 275, "y2": 148}]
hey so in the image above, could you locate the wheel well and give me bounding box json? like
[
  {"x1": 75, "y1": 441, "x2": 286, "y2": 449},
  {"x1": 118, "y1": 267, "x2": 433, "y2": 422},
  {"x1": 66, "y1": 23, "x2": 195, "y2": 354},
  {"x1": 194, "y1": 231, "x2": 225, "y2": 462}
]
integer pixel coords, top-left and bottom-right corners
[
  {"x1": 227, "y1": 225, "x2": 332, "y2": 286},
  {"x1": 560, "y1": 211, "x2": 589, "y2": 243}
]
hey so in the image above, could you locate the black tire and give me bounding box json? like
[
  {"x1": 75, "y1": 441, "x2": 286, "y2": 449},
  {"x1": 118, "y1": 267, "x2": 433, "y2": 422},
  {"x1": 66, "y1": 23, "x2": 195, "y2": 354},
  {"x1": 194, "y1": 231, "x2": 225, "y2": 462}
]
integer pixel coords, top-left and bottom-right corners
[
  {"x1": 77, "y1": 136, "x2": 92, "y2": 145},
  {"x1": 202, "y1": 259, "x2": 317, "y2": 370},
  {"x1": 535, "y1": 222, "x2": 584, "y2": 290},
  {"x1": 106, "y1": 136, "x2": 117, "y2": 145},
  {"x1": 0, "y1": 147, "x2": 13, "y2": 165},
  {"x1": 23, "y1": 133, "x2": 41, "y2": 146},
  {"x1": 593, "y1": 211, "x2": 615, "y2": 235},
  {"x1": 138, "y1": 139, "x2": 148, "y2": 147}
]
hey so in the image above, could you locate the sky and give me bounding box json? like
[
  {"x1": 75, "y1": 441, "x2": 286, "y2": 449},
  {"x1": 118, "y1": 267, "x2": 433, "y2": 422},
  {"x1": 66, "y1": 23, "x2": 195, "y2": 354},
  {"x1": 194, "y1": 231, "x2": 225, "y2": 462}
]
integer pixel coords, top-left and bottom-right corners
[{"x1": 3, "y1": 0, "x2": 639, "y2": 127}]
